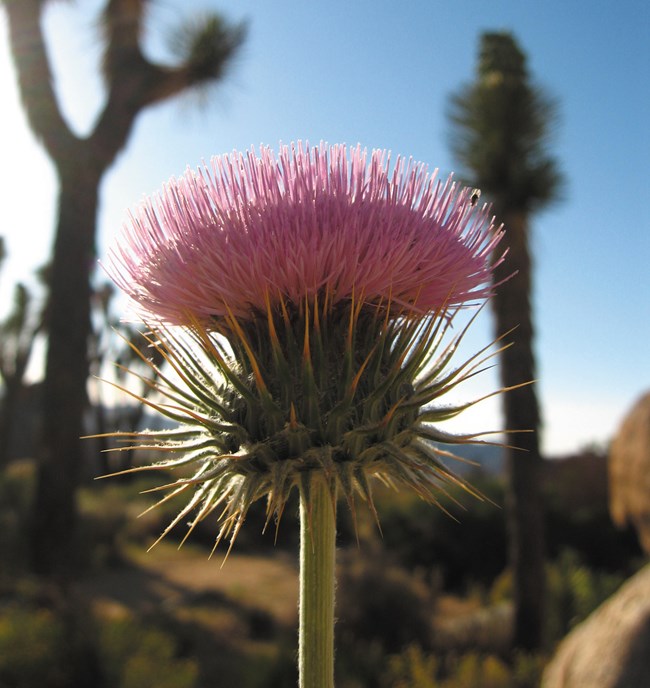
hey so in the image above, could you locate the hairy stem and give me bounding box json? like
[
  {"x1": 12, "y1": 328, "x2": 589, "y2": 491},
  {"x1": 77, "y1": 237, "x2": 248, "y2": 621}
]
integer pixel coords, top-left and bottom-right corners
[{"x1": 299, "y1": 477, "x2": 336, "y2": 688}]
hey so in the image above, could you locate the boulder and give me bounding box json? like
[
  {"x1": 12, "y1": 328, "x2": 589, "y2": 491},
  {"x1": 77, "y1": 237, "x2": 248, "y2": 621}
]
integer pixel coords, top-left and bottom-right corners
[{"x1": 542, "y1": 564, "x2": 650, "y2": 688}]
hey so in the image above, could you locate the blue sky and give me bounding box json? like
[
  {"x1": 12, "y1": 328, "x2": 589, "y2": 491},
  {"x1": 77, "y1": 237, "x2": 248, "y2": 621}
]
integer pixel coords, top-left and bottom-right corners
[{"x1": 1, "y1": 0, "x2": 648, "y2": 455}]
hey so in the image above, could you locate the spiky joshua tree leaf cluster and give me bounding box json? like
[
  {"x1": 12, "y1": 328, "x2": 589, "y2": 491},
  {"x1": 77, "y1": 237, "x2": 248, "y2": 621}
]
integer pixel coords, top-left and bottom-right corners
[{"x1": 103, "y1": 142, "x2": 508, "y2": 554}]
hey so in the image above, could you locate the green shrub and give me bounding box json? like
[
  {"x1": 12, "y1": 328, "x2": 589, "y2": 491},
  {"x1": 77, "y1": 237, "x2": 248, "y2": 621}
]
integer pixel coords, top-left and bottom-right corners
[
  {"x1": 0, "y1": 603, "x2": 198, "y2": 688},
  {"x1": 510, "y1": 651, "x2": 548, "y2": 688},
  {"x1": 98, "y1": 616, "x2": 198, "y2": 688},
  {"x1": 385, "y1": 644, "x2": 440, "y2": 688},
  {"x1": 490, "y1": 548, "x2": 627, "y2": 647},
  {"x1": 336, "y1": 551, "x2": 434, "y2": 653},
  {"x1": 373, "y1": 479, "x2": 507, "y2": 591},
  {"x1": 0, "y1": 606, "x2": 69, "y2": 688},
  {"x1": 384, "y1": 647, "x2": 544, "y2": 688},
  {"x1": 545, "y1": 548, "x2": 626, "y2": 644},
  {"x1": 450, "y1": 652, "x2": 510, "y2": 688},
  {"x1": 333, "y1": 551, "x2": 436, "y2": 686}
]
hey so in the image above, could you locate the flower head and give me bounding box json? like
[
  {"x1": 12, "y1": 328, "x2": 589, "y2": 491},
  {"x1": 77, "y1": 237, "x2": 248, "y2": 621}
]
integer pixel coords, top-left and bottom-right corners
[
  {"x1": 109, "y1": 142, "x2": 504, "y2": 326},
  {"x1": 104, "y1": 142, "x2": 508, "y2": 553}
]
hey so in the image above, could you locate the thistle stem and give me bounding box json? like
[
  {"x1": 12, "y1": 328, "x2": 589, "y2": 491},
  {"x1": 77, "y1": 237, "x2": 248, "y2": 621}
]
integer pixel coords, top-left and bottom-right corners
[{"x1": 299, "y1": 477, "x2": 336, "y2": 688}]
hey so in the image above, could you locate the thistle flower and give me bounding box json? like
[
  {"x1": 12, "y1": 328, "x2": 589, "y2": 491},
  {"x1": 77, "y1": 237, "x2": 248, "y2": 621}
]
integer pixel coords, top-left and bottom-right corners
[
  {"x1": 104, "y1": 142, "x2": 506, "y2": 552},
  {"x1": 104, "y1": 142, "x2": 511, "y2": 688}
]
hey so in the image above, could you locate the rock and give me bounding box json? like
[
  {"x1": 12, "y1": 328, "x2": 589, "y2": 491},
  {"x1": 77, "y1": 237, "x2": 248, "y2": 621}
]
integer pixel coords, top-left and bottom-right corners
[
  {"x1": 542, "y1": 564, "x2": 650, "y2": 688},
  {"x1": 609, "y1": 391, "x2": 650, "y2": 553}
]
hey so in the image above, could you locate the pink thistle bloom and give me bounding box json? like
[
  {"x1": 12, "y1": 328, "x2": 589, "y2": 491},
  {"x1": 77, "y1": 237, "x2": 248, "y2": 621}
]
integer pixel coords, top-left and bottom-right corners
[{"x1": 108, "y1": 142, "x2": 505, "y2": 325}]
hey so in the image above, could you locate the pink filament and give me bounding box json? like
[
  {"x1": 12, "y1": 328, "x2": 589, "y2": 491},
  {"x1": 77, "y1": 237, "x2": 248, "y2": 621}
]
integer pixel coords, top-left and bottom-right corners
[{"x1": 108, "y1": 142, "x2": 505, "y2": 325}]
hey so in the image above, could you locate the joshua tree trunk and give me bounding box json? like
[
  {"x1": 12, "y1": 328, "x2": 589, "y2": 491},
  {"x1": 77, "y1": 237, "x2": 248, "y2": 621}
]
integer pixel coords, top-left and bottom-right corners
[
  {"x1": 447, "y1": 31, "x2": 563, "y2": 649},
  {"x1": 3, "y1": 0, "x2": 245, "y2": 577},
  {"x1": 0, "y1": 379, "x2": 25, "y2": 468},
  {"x1": 32, "y1": 158, "x2": 100, "y2": 575},
  {"x1": 492, "y1": 208, "x2": 545, "y2": 649}
]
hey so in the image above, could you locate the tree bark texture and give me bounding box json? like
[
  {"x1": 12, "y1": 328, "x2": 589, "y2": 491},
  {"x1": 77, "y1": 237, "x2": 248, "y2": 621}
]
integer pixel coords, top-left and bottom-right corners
[
  {"x1": 0, "y1": 379, "x2": 25, "y2": 468},
  {"x1": 492, "y1": 208, "x2": 546, "y2": 650},
  {"x1": 31, "y1": 161, "x2": 100, "y2": 576}
]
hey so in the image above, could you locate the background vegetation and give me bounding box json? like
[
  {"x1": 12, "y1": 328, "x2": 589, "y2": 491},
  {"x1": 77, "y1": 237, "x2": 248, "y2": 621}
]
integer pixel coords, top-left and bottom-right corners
[{"x1": 0, "y1": 449, "x2": 643, "y2": 686}]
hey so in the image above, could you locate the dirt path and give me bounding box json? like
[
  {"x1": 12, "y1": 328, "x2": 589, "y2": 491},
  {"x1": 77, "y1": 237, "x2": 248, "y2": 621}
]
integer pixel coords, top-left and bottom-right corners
[{"x1": 77, "y1": 544, "x2": 299, "y2": 626}]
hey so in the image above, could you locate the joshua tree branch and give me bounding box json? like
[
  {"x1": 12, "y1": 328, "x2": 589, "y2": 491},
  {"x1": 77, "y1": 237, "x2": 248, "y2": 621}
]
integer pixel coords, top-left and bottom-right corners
[
  {"x1": 90, "y1": 3, "x2": 246, "y2": 168},
  {"x1": 2, "y1": 0, "x2": 76, "y2": 160}
]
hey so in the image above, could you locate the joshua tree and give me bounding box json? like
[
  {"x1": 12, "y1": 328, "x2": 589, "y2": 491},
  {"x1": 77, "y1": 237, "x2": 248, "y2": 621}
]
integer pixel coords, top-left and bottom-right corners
[
  {"x1": 448, "y1": 32, "x2": 563, "y2": 649},
  {"x1": 2, "y1": 0, "x2": 246, "y2": 577},
  {"x1": 0, "y1": 243, "x2": 45, "y2": 468}
]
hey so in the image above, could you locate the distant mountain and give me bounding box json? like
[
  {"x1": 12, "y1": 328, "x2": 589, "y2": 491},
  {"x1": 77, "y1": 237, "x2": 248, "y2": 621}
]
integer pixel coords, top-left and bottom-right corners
[{"x1": 433, "y1": 441, "x2": 505, "y2": 477}]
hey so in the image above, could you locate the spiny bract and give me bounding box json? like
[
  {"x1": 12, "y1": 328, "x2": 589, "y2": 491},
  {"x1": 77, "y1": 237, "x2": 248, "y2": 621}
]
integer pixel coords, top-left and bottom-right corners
[{"x1": 102, "y1": 142, "x2": 509, "y2": 554}]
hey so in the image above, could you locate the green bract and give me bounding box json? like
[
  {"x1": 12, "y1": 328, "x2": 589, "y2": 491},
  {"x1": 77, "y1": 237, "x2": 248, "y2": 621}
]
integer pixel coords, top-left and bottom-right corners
[{"x1": 106, "y1": 295, "x2": 507, "y2": 554}]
